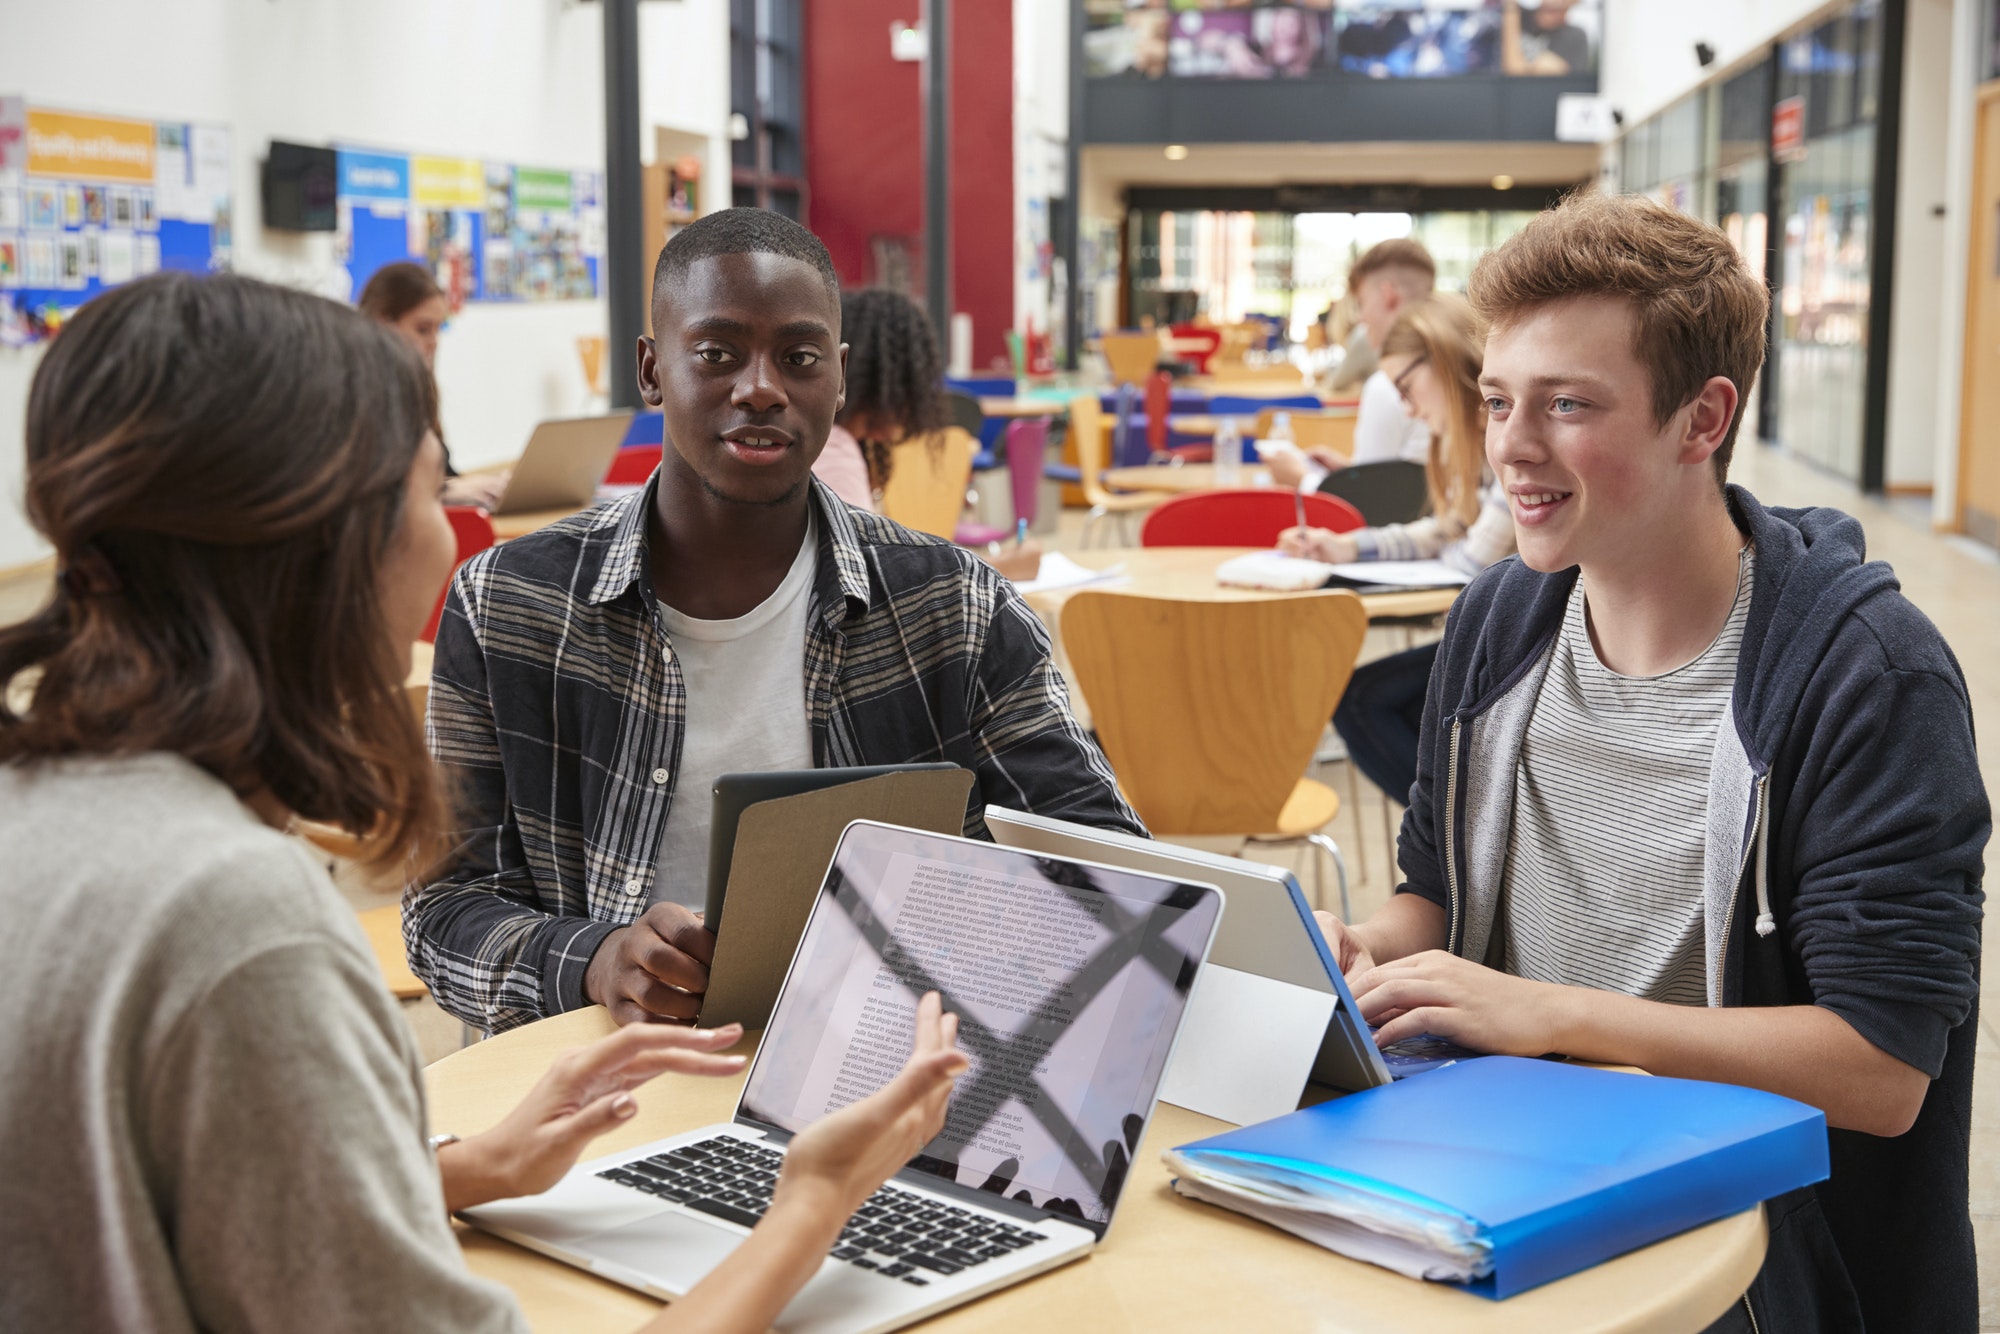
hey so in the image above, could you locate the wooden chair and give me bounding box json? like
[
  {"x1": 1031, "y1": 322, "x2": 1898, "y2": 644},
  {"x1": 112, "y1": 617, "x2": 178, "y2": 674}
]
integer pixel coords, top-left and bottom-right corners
[
  {"x1": 879, "y1": 426, "x2": 977, "y2": 539},
  {"x1": 1100, "y1": 330, "x2": 1166, "y2": 385},
  {"x1": 1061, "y1": 590, "x2": 1368, "y2": 918},
  {"x1": 1069, "y1": 395, "x2": 1166, "y2": 547},
  {"x1": 1252, "y1": 408, "x2": 1358, "y2": 457},
  {"x1": 357, "y1": 904, "x2": 427, "y2": 1001}
]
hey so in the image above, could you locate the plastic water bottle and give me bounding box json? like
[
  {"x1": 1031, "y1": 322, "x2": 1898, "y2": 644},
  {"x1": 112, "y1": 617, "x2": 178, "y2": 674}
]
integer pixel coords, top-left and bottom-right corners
[
  {"x1": 1267, "y1": 411, "x2": 1295, "y2": 461},
  {"x1": 1214, "y1": 416, "x2": 1244, "y2": 486}
]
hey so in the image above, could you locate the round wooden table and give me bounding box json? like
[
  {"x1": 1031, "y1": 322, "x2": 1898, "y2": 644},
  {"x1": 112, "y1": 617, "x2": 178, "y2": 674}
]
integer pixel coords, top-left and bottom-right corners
[
  {"x1": 429, "y1": 1008, "x2": 1766, "y2": 1334},
  {"x1": 1102, "y1": 463, "x2": 1277, "y2": 494},
  {"x1": 1019, "y1": 547, "x2": 1462, "y2": 623}
]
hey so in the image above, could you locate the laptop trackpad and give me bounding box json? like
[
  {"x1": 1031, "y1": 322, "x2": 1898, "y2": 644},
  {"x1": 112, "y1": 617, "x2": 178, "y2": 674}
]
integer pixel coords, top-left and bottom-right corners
[{"x1": 576, "y1": 1209, "x2": 746, "y2": 1293}]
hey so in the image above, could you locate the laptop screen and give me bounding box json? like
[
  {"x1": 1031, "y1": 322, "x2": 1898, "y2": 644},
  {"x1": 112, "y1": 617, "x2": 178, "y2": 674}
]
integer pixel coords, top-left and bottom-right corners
[{"x1": 738, "y1": 822, "x2": 1221, "y2": 1230}]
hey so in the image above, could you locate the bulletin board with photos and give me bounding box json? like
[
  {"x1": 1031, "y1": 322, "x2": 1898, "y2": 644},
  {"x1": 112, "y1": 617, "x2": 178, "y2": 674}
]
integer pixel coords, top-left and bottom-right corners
[
  {"x1": 0, "y1": 99, "x2": 233, "y2": 346},
  {"x1": 1084, "y1": 1, "x2": 1601, "y2": 82},
  {"x1": 336, "y1": 144, "x2": 605, "y2": 312}
]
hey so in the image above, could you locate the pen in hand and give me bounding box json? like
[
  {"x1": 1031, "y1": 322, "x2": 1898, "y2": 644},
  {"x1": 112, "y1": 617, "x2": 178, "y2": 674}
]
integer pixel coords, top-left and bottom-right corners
[
  {"x1": 1015, "y1": 517, "x2": 1029, "y2": 548},
  {"x1": 1291, "y1": 489, "x2": 1308, "y2": 550}
]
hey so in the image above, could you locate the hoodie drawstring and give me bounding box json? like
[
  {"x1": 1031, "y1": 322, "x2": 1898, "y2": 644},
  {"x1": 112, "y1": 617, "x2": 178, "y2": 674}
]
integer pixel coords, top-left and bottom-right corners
[{"x1": 1753, "y1": 786, "x2": 1776, "y2": 937}]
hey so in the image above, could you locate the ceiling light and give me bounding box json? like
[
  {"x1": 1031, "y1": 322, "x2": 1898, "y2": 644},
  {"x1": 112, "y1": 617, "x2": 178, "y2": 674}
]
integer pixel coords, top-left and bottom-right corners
[
  {"x1": 1492, "y1": 174, "x2": 1515, "y2": 190},
  {"x1": 1164, "y1": 144, "x2": 1190, "y2": 161}
]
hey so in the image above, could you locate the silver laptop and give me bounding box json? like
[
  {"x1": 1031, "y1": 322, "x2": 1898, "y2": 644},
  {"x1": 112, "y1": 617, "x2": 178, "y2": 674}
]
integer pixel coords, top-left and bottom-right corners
[
  {"x1": 462, "y1": 820, "x2": 1224, "y2": 1334},
  {"x1": 492, "y1": 412, "x2": 633, "y2": 514},
  {"x1": 984, "y1": 809, "x2": 1477, "y2": 1101}
]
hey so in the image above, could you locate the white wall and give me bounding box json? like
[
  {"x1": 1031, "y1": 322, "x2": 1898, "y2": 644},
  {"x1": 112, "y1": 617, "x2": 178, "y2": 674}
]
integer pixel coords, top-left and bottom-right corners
[
  {"x1": 1598, "y1": 0, "x2": 1837, "y2": 126},
  {"x1": 0, "y1": 0, "x2": 730, "y2": 571},
  {"x1": 1884, "y1": 0, "x2": 1952, "y2": 487},
  {"x1": 1015, "y1": 0, "x2": 1070, "y2": 358},
  {"x1": 640, "y1": 0, "x2": 733, "y2": 205}
]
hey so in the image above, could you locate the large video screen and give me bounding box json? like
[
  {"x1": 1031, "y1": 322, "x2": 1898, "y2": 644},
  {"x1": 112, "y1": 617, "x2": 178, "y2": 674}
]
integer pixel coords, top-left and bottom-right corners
[{"x1": 1084, "y1": 1, "x2": 1600, "y2": 81}]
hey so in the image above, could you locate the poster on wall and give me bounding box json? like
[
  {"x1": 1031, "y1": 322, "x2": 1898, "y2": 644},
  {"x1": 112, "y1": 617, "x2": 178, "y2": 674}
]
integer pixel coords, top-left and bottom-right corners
[
  {"x1": 0, "y1": 101, "x2": 231, "y2": 346},
  {"x1": 1084, "y1": 1, "x2": 1599, "y2": 81},
  {"x1": 336, "y1": 143, "x2": 602, "y2": 308}
]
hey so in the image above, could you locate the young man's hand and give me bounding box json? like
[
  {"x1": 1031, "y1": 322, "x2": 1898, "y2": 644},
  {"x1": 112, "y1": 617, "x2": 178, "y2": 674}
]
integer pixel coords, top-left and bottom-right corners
[
  {"x1": 586, "y1": 902, "x2": 716, "y2": 1024},
  {"x1": 438, "y1": 1022, "x2": 747, "y2": 1212},
  {"x1": 1311, "y1": 910, "x2": 1377, "y2": 978},
  {"x1": 1264, "y1": 448, "x2": 1309, "y2": 489},
  {"x1": 1350, "y1": 950, "x2": 1571, "y2": 1056}
]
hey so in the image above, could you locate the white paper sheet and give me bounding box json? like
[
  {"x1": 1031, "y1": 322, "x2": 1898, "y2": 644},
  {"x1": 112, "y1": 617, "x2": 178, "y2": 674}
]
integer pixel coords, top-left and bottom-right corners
[{"x1": 1014, "y1": 551, "x2": 1128, "y2": 596}]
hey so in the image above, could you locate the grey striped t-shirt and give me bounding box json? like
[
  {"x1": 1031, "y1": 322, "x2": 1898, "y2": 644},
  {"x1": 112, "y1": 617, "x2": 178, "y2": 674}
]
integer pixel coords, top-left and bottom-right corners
[{"x1": 1496, "y1": 546, "x2": 1754, "y2": 1006}]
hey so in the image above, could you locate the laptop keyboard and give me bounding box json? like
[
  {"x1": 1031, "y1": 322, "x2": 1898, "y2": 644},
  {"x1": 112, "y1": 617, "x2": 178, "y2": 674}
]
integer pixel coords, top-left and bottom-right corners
[{"x1": 597, "y1": 1134, "x2": 1049, "y2": 1286}]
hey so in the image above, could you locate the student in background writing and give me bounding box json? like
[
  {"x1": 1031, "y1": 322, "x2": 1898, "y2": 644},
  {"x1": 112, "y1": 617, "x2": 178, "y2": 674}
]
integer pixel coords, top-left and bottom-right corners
[
  {"x1": 0, "y1": 270, "x2": 969, "y2": 1334},
  {"x1": 1316, "y1": 194, "x2": 1986, "y2": 1333},
  {"x1": 357, "y1": 261, "x2": 511, "y2": 512},
  {"x1": 409, "y1": 210, "x2": 1141, "y2": 1036},
  {"x1": 1279, "y1": 294, "x2": 1514, "y2": 805},
  {"x1": 1267, "y1": 237, "x2": 1434, "y2": 489}
]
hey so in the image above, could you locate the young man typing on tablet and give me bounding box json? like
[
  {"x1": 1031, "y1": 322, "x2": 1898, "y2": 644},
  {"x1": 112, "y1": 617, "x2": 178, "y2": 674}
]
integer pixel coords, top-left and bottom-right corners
[
  {"x1": 410, "y1": 210, "x2": 1140, "y2": 1036},
  {"x1": 1316, "y1": 194, "x2": 1986, "y2": 1332}
]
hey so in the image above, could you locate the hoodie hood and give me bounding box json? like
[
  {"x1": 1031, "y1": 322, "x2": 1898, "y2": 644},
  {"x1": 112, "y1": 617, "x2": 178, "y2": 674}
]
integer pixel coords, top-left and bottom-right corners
[{"x1": 1727, "y1": 486, "x2": 1903, "y2": 771}]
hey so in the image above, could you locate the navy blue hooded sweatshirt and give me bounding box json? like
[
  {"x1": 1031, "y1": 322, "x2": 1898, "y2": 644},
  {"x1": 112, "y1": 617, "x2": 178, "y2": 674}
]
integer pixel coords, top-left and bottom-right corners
[{"x1": 1394, "y1": 487, "x2": 1987, "y2": 1333}]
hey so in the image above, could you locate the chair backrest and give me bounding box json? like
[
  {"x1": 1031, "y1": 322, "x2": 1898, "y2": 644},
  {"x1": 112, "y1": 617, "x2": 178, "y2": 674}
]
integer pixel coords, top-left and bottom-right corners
[
  {"x1": 943, "y1": 390, "x2": 985, "y2": 437},
  {"x1": 422, "y1": 505, "x2": 498, "y2": 642},
  {"x1": 1318, "y1": 459, "x2": 1431, "y2": 527},
  {"x1": 1066, "y1": 395, "x2": 1111, "y2": 506},
  {"x1": 944, "y1": 375, "x2": 1014, "y2": 397},
  {"x1": 605, "y1": 444, "x2": 664, "y2": 486},
  {"x1": 879, "y1": 427, "x2": 977, "y2": 538},
  {"x1": 621, "y1": 412, "x2": 665, "y2": 446},
  {"x1": 1252, "y1": 409, "x2": 1357, "y2": 455},
  {"x1": 1144, "y1": 369, "x2": 1173, "y2": 453},
  {"x1": 1138, "y1": 489, "x2": 1363, "y2": 548},
  {"x1": 1100, "y1": 330, "x2": 1164, "y2": 385},
  {"x1": 1209, "y1": 393, "x2": 1320, "y2": 416},
  {"x1": 1061, "y1": 591, "x2": 1368, "y2": 835},
  {"x1": 1110, "y1": 381, "x2": 1151, "y2": 469},
  {"x1": 1168, "y1": 324, "x2": 1223, "y2": 373},
  {"x1": 1004, "y1": 417, "x2": 1047, "y2": 529}
]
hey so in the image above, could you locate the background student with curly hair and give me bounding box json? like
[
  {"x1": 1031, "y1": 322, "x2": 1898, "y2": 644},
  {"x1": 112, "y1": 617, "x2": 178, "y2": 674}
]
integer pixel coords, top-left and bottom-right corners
[{"x1": 809, "y1": 286, "x2": 949, "y2": 511}]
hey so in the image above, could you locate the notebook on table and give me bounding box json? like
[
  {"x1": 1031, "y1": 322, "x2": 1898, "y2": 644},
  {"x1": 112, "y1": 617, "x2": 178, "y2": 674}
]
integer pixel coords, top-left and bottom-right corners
[
  {"x1": 697, "y1": 767, "x2": 975, "y2": 1031},
  {"x1": 1166, "y1": 1056, "x2": 1828, "y2": 1298},
  {"x1": 464, "y1": 821, "x2": 1224, "y2": 1334}
]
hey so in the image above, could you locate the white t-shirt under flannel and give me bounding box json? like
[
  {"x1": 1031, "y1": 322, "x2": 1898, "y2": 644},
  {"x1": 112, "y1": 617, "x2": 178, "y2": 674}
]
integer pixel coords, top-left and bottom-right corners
[
  {"x1": 1497, "y1": 545, "x2": 1754, "y2": 1006},
  {"x1": 649, "y1": 511, "x2": 817, "y2": 908}
]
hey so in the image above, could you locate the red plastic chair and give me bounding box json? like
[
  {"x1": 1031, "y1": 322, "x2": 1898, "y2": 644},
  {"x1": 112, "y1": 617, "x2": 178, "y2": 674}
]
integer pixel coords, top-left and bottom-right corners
[
  {"x1": 1139, "y1": 489, "x2": 1364, "y2": 548},
  {"x1": 1145, "y1": 369, "x2": 1211, "y2": 465},
  {"x1": 1168, "y1": 323, "x2": 1222, "y2": 373},
  {"x1": 605, "y1": 444, "x2": 663, "y2": 485},
  {"x1": 422, "y1": 506, "x2": 497, "y2": 643}
]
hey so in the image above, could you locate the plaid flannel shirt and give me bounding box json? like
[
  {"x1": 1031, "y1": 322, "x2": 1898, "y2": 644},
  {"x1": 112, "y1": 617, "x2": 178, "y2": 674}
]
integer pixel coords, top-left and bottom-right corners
[{"x1": 406, "y1": 478, "x2": 1142, "y2": 1032}]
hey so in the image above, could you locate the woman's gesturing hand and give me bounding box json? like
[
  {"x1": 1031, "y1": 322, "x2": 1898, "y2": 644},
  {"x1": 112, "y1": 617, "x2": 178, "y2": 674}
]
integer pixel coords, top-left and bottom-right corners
[
  {"x1": 770, "y1": 991, "x2": 969, "y2": 1227},
  {"x1": 440, "y1": 1022, "x2": 747, "y2": 1212}
]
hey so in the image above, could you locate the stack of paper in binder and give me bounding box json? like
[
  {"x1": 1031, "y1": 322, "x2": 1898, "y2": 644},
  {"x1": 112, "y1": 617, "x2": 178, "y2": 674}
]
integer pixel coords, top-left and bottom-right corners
[{"x1": 1164, "y1": 1056, "x2": 1828, "y2": 1298}]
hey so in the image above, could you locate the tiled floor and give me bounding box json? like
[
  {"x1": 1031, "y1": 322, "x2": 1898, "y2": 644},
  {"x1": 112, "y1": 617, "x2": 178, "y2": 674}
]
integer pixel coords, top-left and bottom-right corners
[{"x1": 3, "y1": 440, "x2": 1997, "y2": 1317}]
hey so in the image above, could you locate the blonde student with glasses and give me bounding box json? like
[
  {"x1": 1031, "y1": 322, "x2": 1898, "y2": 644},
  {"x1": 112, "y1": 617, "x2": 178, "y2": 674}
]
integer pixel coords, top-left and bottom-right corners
[{"x1": 1277, "y1": 294, "x2": 1516, "y2": 803}]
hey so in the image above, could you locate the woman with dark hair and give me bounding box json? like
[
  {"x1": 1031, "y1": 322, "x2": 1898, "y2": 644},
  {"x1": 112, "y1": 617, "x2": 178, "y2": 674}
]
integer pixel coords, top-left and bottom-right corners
[
  {"x1": 814, "y1": 286, "x2": 948, "y2": 510},
  {"x1": 0, "y1": 271, "x2": 967, "y2": 1333},
  {"x1": 357, "y1": 260, "x2": 510, "y2": 511}
]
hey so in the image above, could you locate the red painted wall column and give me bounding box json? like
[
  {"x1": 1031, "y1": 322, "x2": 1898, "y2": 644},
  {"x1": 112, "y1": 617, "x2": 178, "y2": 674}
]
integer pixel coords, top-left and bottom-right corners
[{"x1": 804, "y1": 0, "x2": 1013, "y2": 371}]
